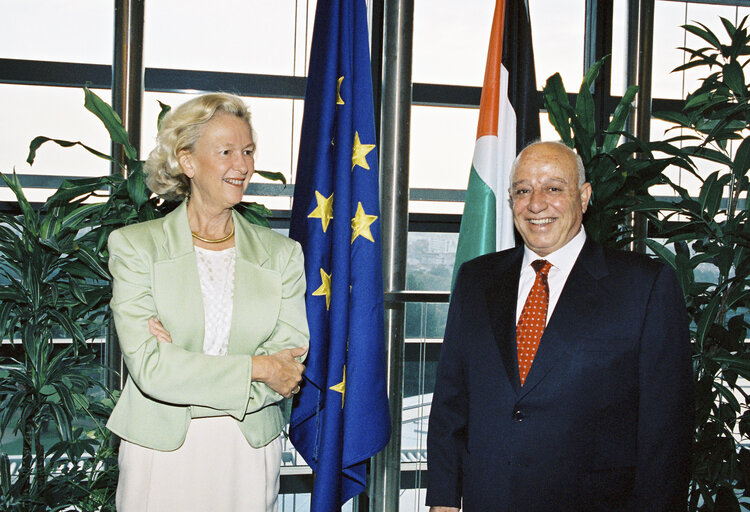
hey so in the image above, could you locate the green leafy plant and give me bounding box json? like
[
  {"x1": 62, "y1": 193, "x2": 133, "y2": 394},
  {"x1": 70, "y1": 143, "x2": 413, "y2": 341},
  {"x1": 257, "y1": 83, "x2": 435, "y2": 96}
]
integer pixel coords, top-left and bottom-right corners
[
  {"x1": 633, "y1": 16, "x2": 750, "y2": 511},
  {"x1": 0, "y1": 172, "x2": 117, "y2": 511},
  {"x1": 542, "y1": 58, "x2": 689, "y2": 249}
]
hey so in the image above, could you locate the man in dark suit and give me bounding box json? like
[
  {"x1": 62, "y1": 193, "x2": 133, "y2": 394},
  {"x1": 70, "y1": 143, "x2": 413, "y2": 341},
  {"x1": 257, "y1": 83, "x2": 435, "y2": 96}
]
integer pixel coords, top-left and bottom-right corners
[{"x1": 426, "y1": 141, "x2": 693, "y2": 511}]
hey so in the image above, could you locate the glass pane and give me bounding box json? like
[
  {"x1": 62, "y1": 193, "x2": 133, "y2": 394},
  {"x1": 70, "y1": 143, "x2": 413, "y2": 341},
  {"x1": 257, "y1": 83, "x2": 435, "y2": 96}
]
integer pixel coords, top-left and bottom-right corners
[
  {"x1": 0, "y1": 0, "x2": 114, "y2": 64},
  {"x1": 402, "y1": 303, "x2": 444, "y2": 507},
  {"x1": 406, "y1": 232, "x2": 457, "y2": 293},
  {"x1": 610, "y1": 0, "x2": 629, "y2": 96},
  {"x1": 412, "y1": 0, "x2": 495, "y2": 86},
  {"x1": 409, "y1": 105, "x2": 477, "y2": 214},
  {"x1": 400, "y1": 489, "x2": 429, "y2": 512},
  {"x1": 652, "y1": 1, "x2": 744, "y2": 100},
  {"x1": 539, "y1": 111, "x2": 563, "y2": 142},
  {"x1": 409, "y1": 104, "x2": 477, "y2": 188},
  {"x1": 529, "y1": 0, "x2": 585, "y2": 92},
  {"x1": 615, "y1": 2, "x2": 748, "y2": 99},
  {"x1": 649, "y1": 117, "x2": 712, "y2": 201},
  {"x1": 278, "y1": 494, "x2": 354, "y2": 511},
  {"x1": 144, "y1": 0, "x2": 315, "y2": 76},
  {"x1": 0, "y1": 84, "x2": 112, "y2": 202}
]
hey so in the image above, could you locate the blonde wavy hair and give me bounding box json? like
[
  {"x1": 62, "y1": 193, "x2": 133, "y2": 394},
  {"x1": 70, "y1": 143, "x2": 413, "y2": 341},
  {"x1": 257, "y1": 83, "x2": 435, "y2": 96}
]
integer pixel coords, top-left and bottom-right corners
[{"x1": 143, "y1": 93, "x2": 254, "y2": 201}]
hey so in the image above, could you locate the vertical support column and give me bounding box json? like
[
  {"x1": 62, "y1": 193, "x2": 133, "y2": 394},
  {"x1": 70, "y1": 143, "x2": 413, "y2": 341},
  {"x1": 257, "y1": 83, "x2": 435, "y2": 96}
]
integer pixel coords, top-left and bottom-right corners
[
  {"x1": 369, "y1": 0, "x2": 414, "y2": 510},
  {"x1": 112, "y1": 0, "x2": 145, "y2": 161},
  {"x1": 628, "y1": 0, "x2": 654, "y2": 252},
  {"x1": 583, "y1": 0, "x2": 613, "y2": 146},
  {"x1": 107, "y1": 0, "x2": 145, "y2": 392}
]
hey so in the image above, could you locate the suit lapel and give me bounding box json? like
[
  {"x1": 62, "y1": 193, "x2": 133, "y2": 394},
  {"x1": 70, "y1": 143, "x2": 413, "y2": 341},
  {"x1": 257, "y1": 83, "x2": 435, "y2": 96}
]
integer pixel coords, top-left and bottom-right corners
[
  {"x1": 485, "y1": 247, "x2": 524, "y2": 395},
  {"x1": 226, "y1": 211, "x2": 280, "y2": 355},
  {"x1": 518, "y1": 238, "x2": 609, "y2": 397},
  {"x1": 153, "y1": 202, "x2": 205, "y2": 353}
]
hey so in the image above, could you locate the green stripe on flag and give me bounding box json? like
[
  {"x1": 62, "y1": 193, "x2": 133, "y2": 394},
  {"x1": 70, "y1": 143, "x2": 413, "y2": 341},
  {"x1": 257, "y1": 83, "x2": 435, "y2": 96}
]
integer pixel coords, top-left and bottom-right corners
[{"x1": 452, "y1": 165, "x2": 497, "y2": 288}]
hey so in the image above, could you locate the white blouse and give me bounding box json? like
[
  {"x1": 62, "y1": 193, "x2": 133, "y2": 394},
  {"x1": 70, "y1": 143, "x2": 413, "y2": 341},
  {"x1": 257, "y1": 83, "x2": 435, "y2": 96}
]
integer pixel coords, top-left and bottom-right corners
[{"x1": 194, "y1": 245, "x2": 235, "y2": 356}]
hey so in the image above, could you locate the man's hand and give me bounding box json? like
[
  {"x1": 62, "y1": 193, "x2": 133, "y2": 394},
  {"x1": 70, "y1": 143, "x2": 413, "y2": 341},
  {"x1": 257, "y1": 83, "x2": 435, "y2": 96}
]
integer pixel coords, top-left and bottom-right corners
[
  {"x1": 430, "y1": 508, "x2": 460, "y2": 512},
  {"x1": 252, "y1": 347, "x2": 307, "y2": 398}
]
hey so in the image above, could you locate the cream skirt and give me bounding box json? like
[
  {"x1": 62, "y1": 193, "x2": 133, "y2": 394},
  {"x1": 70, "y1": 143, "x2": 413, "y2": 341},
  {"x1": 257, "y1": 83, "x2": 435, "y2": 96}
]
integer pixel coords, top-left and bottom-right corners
[{"x1": 116, "y1": 417, "x2": 281, "y2": 512}]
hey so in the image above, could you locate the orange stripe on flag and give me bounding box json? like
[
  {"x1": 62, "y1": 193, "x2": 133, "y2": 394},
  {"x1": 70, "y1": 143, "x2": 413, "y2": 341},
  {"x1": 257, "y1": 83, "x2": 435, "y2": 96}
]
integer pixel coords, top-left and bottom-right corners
[{"x1": 476, "y1": 0, "x2": 506, "y2": 139}]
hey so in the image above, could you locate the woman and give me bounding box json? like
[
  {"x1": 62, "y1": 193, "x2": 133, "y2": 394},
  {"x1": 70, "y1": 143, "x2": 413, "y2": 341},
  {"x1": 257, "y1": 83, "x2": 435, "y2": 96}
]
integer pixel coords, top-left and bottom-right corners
[{"x1": 106, "y1": 93, "x2": 309, "y2": 512}]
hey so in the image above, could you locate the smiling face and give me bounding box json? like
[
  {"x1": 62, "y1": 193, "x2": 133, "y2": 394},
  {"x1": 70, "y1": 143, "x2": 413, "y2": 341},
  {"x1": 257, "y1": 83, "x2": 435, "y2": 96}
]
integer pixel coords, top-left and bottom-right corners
[
  {"x1": 178, "y1": 113, "x2": 255, "y2": 211},
  {"x1": 509, "y1": 143, "x2": 591, "y2": 257}
]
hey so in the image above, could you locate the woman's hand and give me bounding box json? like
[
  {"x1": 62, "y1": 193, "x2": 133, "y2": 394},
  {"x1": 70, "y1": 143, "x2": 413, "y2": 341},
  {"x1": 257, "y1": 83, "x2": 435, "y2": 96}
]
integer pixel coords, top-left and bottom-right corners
[
  {"x1": 149, "y1": 317, "x2": 172, "y2": 343},
  {"x1": 252, "y1": 347, "x2": 307, "y2": 398}
]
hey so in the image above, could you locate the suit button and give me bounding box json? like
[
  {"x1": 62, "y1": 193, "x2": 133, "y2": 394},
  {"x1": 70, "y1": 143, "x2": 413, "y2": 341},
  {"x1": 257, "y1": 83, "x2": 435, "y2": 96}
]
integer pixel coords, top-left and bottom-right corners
[{"x1": 512, "y1": 409, "x2": 524, "y2": 421}]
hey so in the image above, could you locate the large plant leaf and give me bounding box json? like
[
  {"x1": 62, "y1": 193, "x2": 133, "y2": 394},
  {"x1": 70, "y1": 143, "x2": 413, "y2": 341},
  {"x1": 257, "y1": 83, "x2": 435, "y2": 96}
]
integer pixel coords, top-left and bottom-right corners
[
  {"x1": 683, "y1": 23, "x2": 723, "y2": 52},
  {"x1": 644, "y1": 239, "x2": 677, "y2": 269},
  {"x1": 698, "y1": 171, "x2": 730, "y2": 218},
  {"x1": 71, "y1": 246, "x2": 110, "y2": 281},
  {"x1": 156, "y1": 100, "x2": 171, "y2": 130},
  {"x1": 255, "y1": 170, "x2": 287, "y2": 185},
  {"x1": 574, "y1": 82, "x2": 596, "y2": 159},
  {"x1": 732, "y1": 137, "x2": 750, "y2": 179},
  {"x1": 715, "y1": 381, "x2": 742, "y2": 412},
  {"x1": 45, "y1": 177, "x2": 113, "y2": 206},
  {"x1": 234, "y1": 202, "x2": 271, "y2": 228},
  {"x1": 61, "y1": 203, "x2": 106, "y2": 232},
  {"x1": 83, "y1": 86, "x2": 137, "y2": 162},
  {"x1": 47, "y1": 309, "x2": 85, "y2": 344},
  {"x1": 697, "y1": 292, "x2": 725, "y2": 348},
  {"x1": 26, "y1": 136, "x2": 113, "y2": 166},
  {"x1": 581, "y1": 57, "x2": 604, "y2": 90},
  {"x1": 602, "y1": 85, "x2": 638, "y2": 153},
  {"x1": 0, "y1": 173, "x2": 39, "y2": 237},
  {"x1": 126, "y1": 166, "x2": 150, "y2": 209},
  {"x1": 542, "y1": 73, "x2": 574, "y2": 146},
  {"x1": 723, "y1": 61, "x2": 746, "y2": 97},
  {"x1": 680, "y1": 146, "x2": 734, "y2": 166},
  {"x1": 653, "y1": 110, "x2": 692, "y2": 127}
]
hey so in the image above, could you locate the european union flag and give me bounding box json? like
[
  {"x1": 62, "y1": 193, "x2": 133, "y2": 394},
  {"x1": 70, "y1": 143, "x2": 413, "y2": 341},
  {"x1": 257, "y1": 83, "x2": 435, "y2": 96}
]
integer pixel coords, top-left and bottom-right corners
[{"x1": 288, "y1": 0, "x2": 391, "y2": 509}]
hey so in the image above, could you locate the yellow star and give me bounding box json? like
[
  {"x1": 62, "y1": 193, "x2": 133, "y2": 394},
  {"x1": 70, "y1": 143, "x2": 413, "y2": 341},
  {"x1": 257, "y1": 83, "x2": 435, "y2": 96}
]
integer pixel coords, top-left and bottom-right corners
[
  {"x1": 312, "y1": 268, "x2": 332, "y2": 310},
  {"x1": 336, "y1": 76, "x2": 345, "y2": 105},
  {"x1": 351, "y1": 132, "x2": 375, "y2": 171},
  {"x1": 329, "y1": 365, "x2": 346, "y2": 408},
  {"x1": 307, "y1": 190, "x2": 334, "y2": 232},
  {"x1": 351, "y1": 202, "x2": 377, "y2": 244}
]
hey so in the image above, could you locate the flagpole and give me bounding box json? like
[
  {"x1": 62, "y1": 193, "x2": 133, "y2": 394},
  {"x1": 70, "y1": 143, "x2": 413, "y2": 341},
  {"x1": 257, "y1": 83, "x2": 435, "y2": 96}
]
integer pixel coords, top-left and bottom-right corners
[{"x1": 370, "y1": 0, "x2": 414, "y2": 509}]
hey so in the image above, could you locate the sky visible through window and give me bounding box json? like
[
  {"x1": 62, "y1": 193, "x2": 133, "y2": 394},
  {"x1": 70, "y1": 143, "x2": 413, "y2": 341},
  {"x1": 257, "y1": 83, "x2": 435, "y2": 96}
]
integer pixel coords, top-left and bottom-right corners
[{"x1": 0, "y1": 0, "x2": 748, "y2": 206}]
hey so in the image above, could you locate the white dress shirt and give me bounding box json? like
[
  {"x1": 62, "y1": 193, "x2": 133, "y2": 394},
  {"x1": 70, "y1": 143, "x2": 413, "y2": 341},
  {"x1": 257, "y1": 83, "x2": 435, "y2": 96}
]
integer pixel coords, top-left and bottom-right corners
[{"x1": 515, "y1": 228, "x2": 587, "y2": 325}]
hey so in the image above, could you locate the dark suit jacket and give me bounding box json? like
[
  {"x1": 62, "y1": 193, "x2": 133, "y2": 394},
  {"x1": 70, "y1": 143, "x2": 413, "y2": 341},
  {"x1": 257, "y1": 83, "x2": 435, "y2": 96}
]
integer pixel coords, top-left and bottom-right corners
[{"x1": 426, "y1": 239, "x2": 693, "y2": 511}]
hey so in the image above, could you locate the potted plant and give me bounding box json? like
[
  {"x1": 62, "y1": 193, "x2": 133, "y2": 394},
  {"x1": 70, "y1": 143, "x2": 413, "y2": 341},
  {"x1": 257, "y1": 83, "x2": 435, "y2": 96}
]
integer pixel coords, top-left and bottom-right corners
[
  {"x1": 0, "y1": 171, "x2": 118, "y2": 510},
  {"x1": 635, "y1": 16, "x2": 750, "y2": 511}
]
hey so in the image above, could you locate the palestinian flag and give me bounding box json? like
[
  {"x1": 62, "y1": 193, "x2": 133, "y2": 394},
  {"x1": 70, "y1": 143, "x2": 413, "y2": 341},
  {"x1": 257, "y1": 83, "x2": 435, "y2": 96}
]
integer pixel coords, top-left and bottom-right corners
[{"x1": 452, "y1": 0, "x2": 540, "y2": 284}]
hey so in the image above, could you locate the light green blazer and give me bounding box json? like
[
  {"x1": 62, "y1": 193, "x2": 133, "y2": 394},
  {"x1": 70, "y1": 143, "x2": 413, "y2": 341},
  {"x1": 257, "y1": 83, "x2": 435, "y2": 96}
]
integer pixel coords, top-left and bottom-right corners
[{"x1": 106, "y1": 201, "x2": 309, "y2": 451}]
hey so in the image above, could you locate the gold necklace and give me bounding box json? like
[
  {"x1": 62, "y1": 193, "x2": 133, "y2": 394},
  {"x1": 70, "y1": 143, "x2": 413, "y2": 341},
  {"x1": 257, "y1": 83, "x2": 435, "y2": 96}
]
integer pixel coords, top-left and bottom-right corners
[{"x1": 191, "y1": 225, "x2": 235, "y2": 244}]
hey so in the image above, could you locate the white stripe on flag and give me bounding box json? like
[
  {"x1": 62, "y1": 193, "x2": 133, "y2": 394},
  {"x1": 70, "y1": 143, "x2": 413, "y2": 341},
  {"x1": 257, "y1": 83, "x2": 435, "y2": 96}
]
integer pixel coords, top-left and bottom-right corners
[{"x1": 471, "y1": 65, "x2": 517, "y2": 252}]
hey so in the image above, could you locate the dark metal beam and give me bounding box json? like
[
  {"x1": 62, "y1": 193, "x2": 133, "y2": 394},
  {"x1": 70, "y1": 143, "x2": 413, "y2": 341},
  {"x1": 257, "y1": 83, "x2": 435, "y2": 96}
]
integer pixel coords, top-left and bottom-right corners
[
  {"x1": 631, "y1": 0, "x2": 656, "y2": 253},
  {"x1": 108, "y1": 0, "x2": 146, "y2": 392},
  {"x1": 0, "y1": 58, "x2": 307, "y2": 99},
  {"x1": 584, "y1": 0, "x2": 614, "y2": 146}
]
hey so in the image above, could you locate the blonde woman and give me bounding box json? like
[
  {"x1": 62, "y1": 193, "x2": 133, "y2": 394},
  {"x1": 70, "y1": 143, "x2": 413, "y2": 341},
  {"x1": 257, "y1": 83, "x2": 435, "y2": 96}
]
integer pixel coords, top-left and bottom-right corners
[{"x1": 107, "y1": 93, "x2": 308, "y2": 511}]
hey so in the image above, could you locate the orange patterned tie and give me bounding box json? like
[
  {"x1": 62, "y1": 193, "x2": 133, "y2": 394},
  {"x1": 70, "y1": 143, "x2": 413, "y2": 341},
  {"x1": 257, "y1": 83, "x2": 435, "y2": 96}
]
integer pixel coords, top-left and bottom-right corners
[{"x1": 516, "y1": 259, "x2": 552, "y2": 386}]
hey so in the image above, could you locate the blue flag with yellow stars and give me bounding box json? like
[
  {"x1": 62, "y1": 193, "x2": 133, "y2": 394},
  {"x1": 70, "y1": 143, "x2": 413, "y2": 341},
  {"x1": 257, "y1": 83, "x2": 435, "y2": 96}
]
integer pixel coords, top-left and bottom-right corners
[{"x1": 288, "y1": 0, "x2": 391, "y2": 508}]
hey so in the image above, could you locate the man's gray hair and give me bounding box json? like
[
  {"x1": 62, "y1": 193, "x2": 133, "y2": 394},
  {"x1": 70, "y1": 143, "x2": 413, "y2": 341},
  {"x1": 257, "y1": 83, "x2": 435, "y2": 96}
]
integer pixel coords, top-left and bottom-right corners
[{"x1": 509, "y1": 140, "x2": 586, "y2": 188}]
